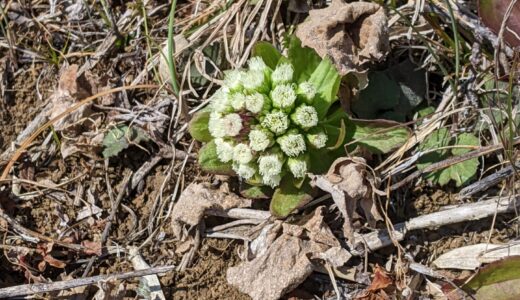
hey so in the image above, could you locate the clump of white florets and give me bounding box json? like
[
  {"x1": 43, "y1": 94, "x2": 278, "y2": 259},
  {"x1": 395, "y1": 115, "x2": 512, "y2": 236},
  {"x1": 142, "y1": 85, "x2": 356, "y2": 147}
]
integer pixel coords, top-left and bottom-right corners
[{"x1": 209, "y1": 57, "x2": 329, "y2": 187}]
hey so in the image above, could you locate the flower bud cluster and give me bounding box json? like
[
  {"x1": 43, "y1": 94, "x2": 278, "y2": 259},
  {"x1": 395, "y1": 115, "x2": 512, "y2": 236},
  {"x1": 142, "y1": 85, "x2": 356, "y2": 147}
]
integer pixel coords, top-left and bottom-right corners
[{"x1": 208, "y1": 57, "x2": 328, "y2": 187}]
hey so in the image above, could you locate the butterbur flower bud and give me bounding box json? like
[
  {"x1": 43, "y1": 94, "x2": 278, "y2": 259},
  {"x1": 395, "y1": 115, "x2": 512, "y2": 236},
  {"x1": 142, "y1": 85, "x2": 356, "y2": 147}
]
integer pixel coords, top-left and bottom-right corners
[
  {"x1": 262, "y1": 110, "x2": 289, "y2": 135},
  {"x1": 242, "y1": 70, "x2": 268, "y2": 93},
  {"x1": 291, "y1": 105, "x2": 318, "y2": 129},
  {"x1": 210, "y1": 89, "x2": 232, "y2": 113},
  {"x1": 233, "y1": 162, "x2": 256, "y2": 180},
  {"x1": 297, "y1": 81, "x2": 316, "y2": 104},
  {"x1": 215, "y1": 138, "x2": 234, "y2": 162},
  {"x1": 277, "y1": 131, "x2": 306, "y2": 157},
  {"x1": 224, "y1": 69, "x2": 244, "y2": 91},
  {"x1": 262, "y1": 174, "x2": 282, "y2": 188},
  {"x1": 271, "y1": 84, "x2": 296, "y2": 110},
  {"x1": 287, "y1": 156, "x2": 308, "y2": 178},
  {"x1": 249, "y1": 128, "x2": 274, "y2": 151},
  {"x1": 208, "y1": 112, "x2": 226, "y2": 138},
  {"x1": 230, "y1": 92, "x2": 247, "y2": 111},
  {"x1": 306, "y1": 128, "x2": 328, "y2": 149},
  {"x1": 245, "y1": 93, "x2": 269, "y2": 114},
  {"x1": 271, "y1": 63, "x2": 293, "y2": 85},
  {"x1": 233, "y1": 143, "x2": 253, "y2": 164},
  {"x1": 248, "y1": 57, "x2": 268, "y2": 73},
  {"x1": 258, "y1": 153, "x2": 283, "y2": 177},
  {"x1": 221, "y1": 113, "x2": 243, "y2": 137}
]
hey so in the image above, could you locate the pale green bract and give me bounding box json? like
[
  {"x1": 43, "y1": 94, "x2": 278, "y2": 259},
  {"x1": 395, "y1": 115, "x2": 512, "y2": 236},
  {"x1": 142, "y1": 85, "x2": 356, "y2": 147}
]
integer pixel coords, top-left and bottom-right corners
[
  {"x1": 202, "y1": 57, "x2": 329, "y2": 187},
  {"x1": 306, "y1": 130, "x2": 328, "y2": 149}
]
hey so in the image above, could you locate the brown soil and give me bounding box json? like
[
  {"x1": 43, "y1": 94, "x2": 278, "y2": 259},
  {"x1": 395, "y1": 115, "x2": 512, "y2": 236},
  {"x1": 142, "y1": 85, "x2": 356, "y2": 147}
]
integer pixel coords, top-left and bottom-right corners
[
  {"x1": 166, "y1": 239, "x2": 250, "y2": 300},
  {"x1": 0, "y1": 63, "x2": 55, "y2": 155}
]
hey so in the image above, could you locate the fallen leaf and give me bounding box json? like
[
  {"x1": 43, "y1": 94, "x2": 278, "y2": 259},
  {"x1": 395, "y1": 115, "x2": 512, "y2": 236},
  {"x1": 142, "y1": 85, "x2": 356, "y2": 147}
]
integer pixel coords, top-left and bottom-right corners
[
  {"x1": 158, "y1": 34, "x2": 190, "y2": 86},
  {"x1": 295, "y1": 0, "x2": 389, "y2": 75},
  {"x1": 171, "y1": 183, "x2": 252, "y2": 239},
  {"x1": 43, "y1": 254, "x2": 66, "y2": 269},
  {"x1": 81, "y1": 240, "x2": 102, "y2": 256},
  {"x1": 48, "y1": 64, "x2": 95, "y2": 132},
  {"x1": 433, "y1": 243, "x2": 520, "y2": 270},
  {"x1": 355, "y1": 265, "x2": 394, "y2": 300},
  {"x1": 311, "y1": 157, "x2": 383, "y2": 242},
  {"x1": 227, "y1": 207, "x2": 350, "y2": 300}
]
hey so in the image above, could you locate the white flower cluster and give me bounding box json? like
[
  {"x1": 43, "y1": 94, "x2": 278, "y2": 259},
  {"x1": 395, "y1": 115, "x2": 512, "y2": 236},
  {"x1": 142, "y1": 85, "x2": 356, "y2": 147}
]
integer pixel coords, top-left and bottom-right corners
[{"x1": 208, "y1": 57, "x2": 328, "y2": 187}]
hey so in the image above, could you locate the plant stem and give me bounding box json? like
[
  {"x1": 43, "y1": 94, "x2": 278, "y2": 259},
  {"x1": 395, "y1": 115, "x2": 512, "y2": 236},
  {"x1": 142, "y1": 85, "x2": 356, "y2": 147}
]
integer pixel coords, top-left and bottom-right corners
[{"x1": 167, "y1": 0, "x2": 180, "y2": 96}]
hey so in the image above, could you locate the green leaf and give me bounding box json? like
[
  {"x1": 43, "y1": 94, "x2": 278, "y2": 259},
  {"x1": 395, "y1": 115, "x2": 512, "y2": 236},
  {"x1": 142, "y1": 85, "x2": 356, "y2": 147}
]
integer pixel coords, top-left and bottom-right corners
[
  {"x1": 417, "y1": 129, "x2": 480, "y2": 187},
  {"x1": 198, "y1": 140, "x2": 234, "y2": 175},
  {"x1": 270, "y1": 178, "x2": 313, "y2": 218},
  {"x1": 353, "y1": 72, "x2": 400, "y2": 120},
  {"x1": 188, "y1": 110, "x2": 212, "y2": 142},
  {"x1": 102, "y1": 125, "x2": 150, "y2": 158},
  {"x1": 418, "y1": 128, "x2": 451, "y2": 157},
  {"x1": 252, "y1": 42, "x2": 281, "y2": 69},
  {"x1": 309, "y1": 58, "x2": 341, "y2": 119},
  {"x1": 308, "y1": 148, "x2": 341, "y2": 174},
  {"x1": 286, "y1": 35, "x2": 321, "y2": 83},
  {"x1": 464, "y1": 256, "x2": 520, "y2": 299},
  {"x1": 347, "y1": 118, "x2": 411, "y2": 154},
  {"x1": 240, "y1": 183, "x2": 273, "y2": 199},
  {"x1": 352, "y1": 60, "x2": 426, "y2": 122}
]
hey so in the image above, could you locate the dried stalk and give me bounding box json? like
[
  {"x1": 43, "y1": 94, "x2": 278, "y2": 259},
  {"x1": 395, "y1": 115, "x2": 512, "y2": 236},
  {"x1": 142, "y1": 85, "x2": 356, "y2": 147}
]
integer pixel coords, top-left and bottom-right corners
[
  {"x1": 0, "y1": 265, "x2": 175, "y2": 298},
  {"x1": 354, "y1": 195, "x2": 520, "y2": 255}
]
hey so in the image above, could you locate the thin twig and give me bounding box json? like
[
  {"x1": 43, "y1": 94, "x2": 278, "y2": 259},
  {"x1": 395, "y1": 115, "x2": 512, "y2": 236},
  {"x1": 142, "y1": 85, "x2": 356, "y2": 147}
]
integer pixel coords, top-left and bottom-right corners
[
  {"x1": 82, "y1": 172, "x2": 133, "y2": 277},
  {"x1": 0, "y1": 265, "x2": 175, "y2": 298}
]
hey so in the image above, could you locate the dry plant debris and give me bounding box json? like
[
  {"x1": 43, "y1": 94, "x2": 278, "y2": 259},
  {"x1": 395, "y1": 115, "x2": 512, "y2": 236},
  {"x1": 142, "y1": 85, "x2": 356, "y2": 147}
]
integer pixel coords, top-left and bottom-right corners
[
  {"x1": 227, "y1": 207, "x2": 350, "y2": 300},
  {"x1": 171, "y1": 182, "x2": 252, "y2": 239},
  {"x1": 433, "y1": 243, "x2": 520, "y2": 270},
  {"x1": 296, "y1": 0, "x2": 389, "y2": 75},
  {"x1": 311, "y1": 157, "x2": 382, "y2": 242}
]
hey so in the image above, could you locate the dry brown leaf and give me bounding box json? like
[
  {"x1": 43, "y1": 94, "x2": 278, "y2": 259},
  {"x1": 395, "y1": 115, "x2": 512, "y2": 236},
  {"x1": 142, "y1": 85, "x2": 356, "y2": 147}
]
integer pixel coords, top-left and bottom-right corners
[
  {"x1": 296, "y1": 0, "x2": 389, "y2": 75},
  {"x1": 311, "y1": 157, "x2": 382, "y2": 242},
  {"x1": 48, "y1": 64, "x2": 96, "y2": 131},
  {"x1": 43, "y1": 254, "x2": 66, "y2": 269},
  {"x1": 227, "y1": 207, "x2": 351, "y2": 300},
  {"x1": 81, "y1": 240, "x2": 102, "y2": 256},
  {"x1": 355, "y1": 265, "x2": 394, "y2": 300},
  {"x1": 171, "y1": 183, "x2": 252, "y2": 239}
]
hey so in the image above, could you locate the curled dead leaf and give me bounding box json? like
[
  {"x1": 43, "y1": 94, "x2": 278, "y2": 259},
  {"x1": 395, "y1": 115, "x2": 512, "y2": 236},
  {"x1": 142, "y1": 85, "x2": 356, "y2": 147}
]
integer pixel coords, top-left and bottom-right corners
[
  {"x1": 311, "y1": 157, "x2": 382, "y2": 243},
  {"x1": 355, "y1": 265, "x2": 395, "y2": 300},
  {"x1": 296, "y1": 0, "x2": 389, "y2": 75}
]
